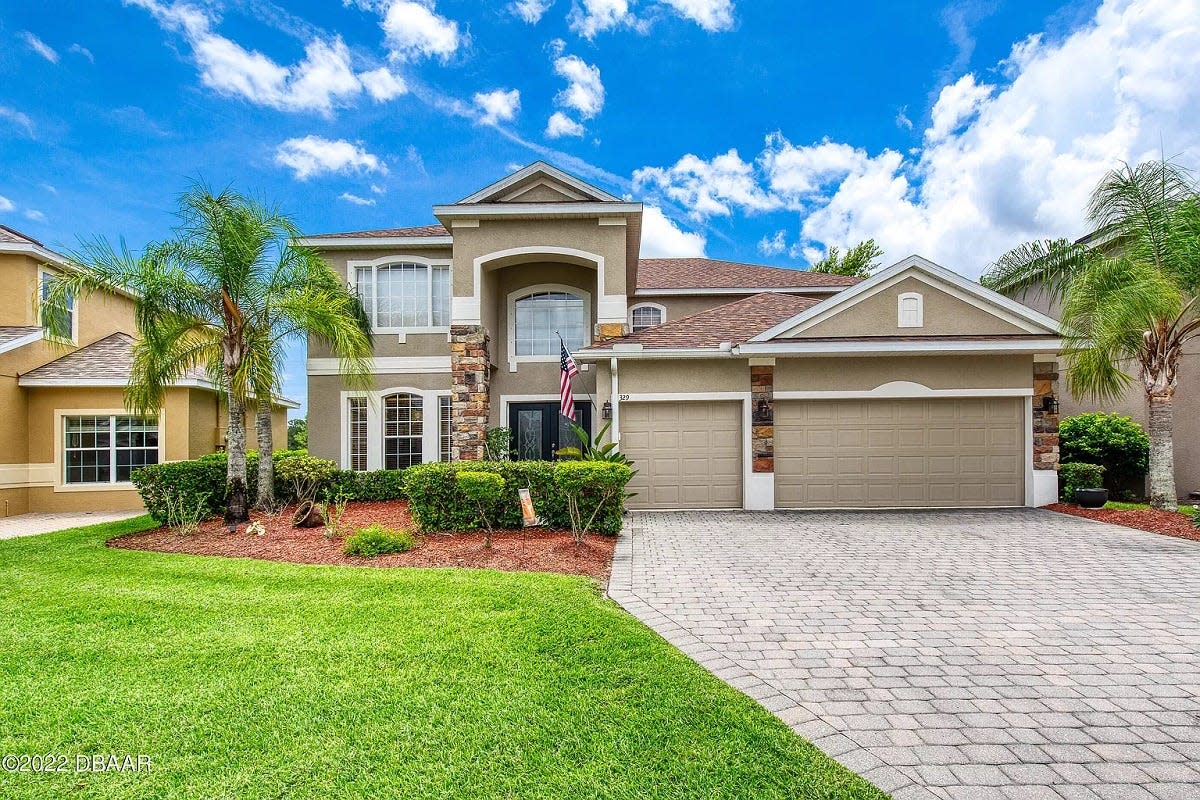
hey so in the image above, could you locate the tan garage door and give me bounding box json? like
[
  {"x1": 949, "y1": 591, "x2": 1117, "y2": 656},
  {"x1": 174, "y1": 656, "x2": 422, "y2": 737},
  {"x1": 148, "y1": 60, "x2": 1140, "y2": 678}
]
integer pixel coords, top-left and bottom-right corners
[
  {"x1": 620, "y1": 401, "x2": 742, "y2": 509},
  {"x1": 775, "y1": 397, "x2": 1024, "y2": 508}
]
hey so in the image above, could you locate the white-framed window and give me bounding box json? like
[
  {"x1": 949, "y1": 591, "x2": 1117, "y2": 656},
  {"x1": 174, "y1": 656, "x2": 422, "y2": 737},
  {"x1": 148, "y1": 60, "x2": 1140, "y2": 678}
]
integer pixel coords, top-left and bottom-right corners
[
  {"x1": 348, "y1": 398, "x2": 367, "y2": 471},
  {"x1": 629, "y1": 303, "x2": 665, "y2": 332},
  {"x1": 898, "y1": 292, "x2": 924, "y2": 328},
  {"x1": 64, "y1": 415, "x2": 158, "y2": 485},
  {"x1": 512, "y1": 288, "x2": 588, "y2": 358},
  {"x1": 40, "y1": 269, "x2": 76, "y2": 342},
  {"x1": 353, "y1": 260, "x2": 450, "y2": 332},
  {"x1": 439, "y1": 395, "x2": 452, "y2": 462},
  {"x1": 383, "y1": 393, "x2": 423, "y2": 469}
]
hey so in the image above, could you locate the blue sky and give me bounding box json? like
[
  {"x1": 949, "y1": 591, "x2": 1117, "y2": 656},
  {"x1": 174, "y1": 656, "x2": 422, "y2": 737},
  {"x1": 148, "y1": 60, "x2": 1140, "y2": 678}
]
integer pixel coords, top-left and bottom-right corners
[{"x1": 2, "y1": 0, "x2": 1198, "y2": 415}]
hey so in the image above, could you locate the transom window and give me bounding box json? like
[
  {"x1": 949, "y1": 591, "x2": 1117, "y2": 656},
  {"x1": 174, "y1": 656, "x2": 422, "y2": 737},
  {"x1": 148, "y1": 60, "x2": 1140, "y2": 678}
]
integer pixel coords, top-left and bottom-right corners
[
  {"x1": 64, "y1": 415, "x2": 158, "y2": 484},
  {"x1": 514, "y1": 291, "x2": 586, "y2": 356},
  {"x1": 40, "y1": 271, "x2": 76, "y2": 340},
  {"x1": 384, "y1": 394, "x2": 423, "y2": 469},
  {"x1": 355, "y1": 262, "x2": 449, "y2": 330},
  {"x1": 630, "y1": 305, "x2": 664, "y2": 332}
]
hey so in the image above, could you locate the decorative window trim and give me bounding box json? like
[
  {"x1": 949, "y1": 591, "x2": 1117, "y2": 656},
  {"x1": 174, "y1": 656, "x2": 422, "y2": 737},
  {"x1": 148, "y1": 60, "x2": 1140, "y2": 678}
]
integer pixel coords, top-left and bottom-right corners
[
  {"x1": 897, "y1": 291, "x2": 924, "y2": 328},
  {"x1": 382, "y1": 393, "x2": 424, "y2": 470},
  {"x1": 38, "y1": 268, "x2": 78, "y2": 345},
  {"x1": 339, "y1": 388, "x2": 451, "y2": 471},
  {"x1": 347, "y1": 254, "x2": 452, "y2": 338},
  {"x1": 505, "y1": 283, "x2": 592, "y2": 371},
  {"x1": 53, "y1": 409, "x2": 164, "y2": 492},
  {"x1": 628, "y1": 302, "x2": 666, "y2": 332}
]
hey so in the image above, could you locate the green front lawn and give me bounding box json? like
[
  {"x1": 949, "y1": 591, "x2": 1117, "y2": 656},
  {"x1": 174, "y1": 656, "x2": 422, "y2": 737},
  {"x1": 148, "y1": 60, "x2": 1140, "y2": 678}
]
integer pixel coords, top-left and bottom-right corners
[
  {"x1": 0, "y1": 518, "x2": 883, "y2": 800},
  {"x1": 1104, "y1": 500, "x2": 1198, "y2": 516}
]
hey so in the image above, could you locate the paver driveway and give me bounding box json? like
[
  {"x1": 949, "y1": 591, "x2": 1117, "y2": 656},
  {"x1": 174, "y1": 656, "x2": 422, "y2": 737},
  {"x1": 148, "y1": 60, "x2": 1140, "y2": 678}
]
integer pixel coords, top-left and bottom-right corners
[{"x1": 609, "y1": 509, "x2": 1200, "y2": 800}]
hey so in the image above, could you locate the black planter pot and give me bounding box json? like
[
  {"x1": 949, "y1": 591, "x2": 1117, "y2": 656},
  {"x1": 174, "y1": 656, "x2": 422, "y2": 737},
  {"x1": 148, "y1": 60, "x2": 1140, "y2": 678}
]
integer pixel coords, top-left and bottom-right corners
[{"x1": 1074, "y1": 488, "x2": 1108, "y2": 509}]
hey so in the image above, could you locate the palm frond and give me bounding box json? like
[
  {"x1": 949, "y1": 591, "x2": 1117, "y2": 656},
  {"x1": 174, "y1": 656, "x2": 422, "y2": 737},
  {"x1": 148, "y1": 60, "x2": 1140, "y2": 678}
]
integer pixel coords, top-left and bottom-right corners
[{"x1": 979, "y1": 238, "x2": 1093, "y2": 300}]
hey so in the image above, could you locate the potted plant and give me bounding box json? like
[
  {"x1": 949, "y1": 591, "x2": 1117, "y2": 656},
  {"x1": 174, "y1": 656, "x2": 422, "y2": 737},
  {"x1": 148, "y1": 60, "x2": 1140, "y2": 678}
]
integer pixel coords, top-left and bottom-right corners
[{"x1": 1059, "y1": 462, "x2": 1107, "y2": 508}]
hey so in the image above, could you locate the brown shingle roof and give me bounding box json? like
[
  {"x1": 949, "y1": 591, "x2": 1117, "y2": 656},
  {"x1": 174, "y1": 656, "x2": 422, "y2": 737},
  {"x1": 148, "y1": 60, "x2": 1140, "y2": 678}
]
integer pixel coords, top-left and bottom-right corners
[
  {"x1": 636, "y1": 258, "x2": 861, "y2": 291},
  {"x1": 20, "y1": 333, "x2": 209, "y2": 383},
  {"x1": 0, "y1": 225, "x2": 42, "y2": 246},
  {"x1": 585, "y1": 293, "x2": 820, "y2": 351},
  {"x1": 305, "y1": 224, "x2": 449, "y2": 240},
  {"x1": 0, "y1": 326, "x2": 41, "y2": 347}
]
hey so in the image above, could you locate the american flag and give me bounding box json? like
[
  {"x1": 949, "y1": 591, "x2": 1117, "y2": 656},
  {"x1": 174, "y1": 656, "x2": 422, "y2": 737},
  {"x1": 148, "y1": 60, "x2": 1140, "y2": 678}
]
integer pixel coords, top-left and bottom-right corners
[{"x1": 559, "y1": 337, "x2": 580, "y2": 420}]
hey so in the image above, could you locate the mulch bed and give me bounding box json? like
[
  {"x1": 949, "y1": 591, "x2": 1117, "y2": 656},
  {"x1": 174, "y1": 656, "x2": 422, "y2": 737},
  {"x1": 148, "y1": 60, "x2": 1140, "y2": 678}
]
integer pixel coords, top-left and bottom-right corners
[
  {"x1": 108, "y1": 501, "x2": 616, "y2": 581},
  {"x1": 1047, "y1": 502, "x2": 1200, "y2": 542}
]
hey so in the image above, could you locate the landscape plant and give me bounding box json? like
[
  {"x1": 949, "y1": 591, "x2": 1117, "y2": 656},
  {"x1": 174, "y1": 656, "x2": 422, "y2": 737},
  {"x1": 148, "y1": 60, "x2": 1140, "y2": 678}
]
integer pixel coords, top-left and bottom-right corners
[
  {"x1": 275, "y1": 454, "x2": 339, "y2": 504},
  {"x1": 456, "y1": 471, "x2": 506, "y2": 547},
  {"x1": 554, "y1": 461, "x2": 634, "y2": 543},
  {"x1": 485, "y1": 427, "x2": 513, "y2": 460},
  {"x1": 1059, "y1": 463, "x2": 1107, "y2": 501},
  {"x1": 343, "y1": 524, "x2": 415, "y2": 557},
  {"x1": 1059, "y1": 413, "x2": 1149, "y2": 496}
]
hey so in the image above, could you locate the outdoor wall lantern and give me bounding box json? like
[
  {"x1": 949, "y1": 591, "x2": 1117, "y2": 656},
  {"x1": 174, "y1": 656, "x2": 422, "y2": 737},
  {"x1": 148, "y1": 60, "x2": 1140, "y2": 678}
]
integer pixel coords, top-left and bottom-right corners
[
  {"x1": 601, "y1": 401, "x2": 613, "y2": 420},
  {"x1": 1041, "y1": 395, "x2": 1059, "y2": 414}
]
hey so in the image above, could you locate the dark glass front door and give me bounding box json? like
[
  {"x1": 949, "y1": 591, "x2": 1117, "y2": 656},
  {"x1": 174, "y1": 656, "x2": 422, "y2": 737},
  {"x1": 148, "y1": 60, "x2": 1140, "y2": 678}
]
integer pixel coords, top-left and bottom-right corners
[{"x1": 509, "y1": 402, "x2": 592, "y2": 460}]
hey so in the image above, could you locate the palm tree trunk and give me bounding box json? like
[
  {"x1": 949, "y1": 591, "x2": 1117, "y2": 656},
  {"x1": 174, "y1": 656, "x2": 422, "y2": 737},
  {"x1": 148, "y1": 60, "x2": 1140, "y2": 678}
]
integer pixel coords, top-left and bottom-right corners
[
  {"x1": 254, "y1": 398, "x2": 275, "y2": 510},
  {"x1": 1147, "y1": 393, "x2": 1177, "y2": 510},
  {"x1": 225, "y1": 391, "x2": 250, "y2": 523}
]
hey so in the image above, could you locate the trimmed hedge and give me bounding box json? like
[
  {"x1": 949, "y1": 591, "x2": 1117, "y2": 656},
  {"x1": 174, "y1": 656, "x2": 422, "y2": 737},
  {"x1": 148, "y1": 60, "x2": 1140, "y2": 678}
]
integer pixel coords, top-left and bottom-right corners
[
  {"x1": 1059, "y1": 462, "x2": 1106, "y2": 501},
  {"x1": 404, "y1": 461, "x2": 631, "y2": 535}
]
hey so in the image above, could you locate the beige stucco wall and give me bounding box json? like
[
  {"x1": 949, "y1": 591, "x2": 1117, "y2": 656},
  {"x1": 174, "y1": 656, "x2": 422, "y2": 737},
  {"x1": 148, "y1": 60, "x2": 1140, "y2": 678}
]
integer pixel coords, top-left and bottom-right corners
[
  {"x1": 775, "y1": 355, "x2": 1033, "y2": 392},
  {"x1": 797, "y1": 276, "x2": 1028, "y2": 338},
  {"x1": 307, "y1": 372, "x2": 451, "y2": 462},
  {"x1": 614, "y1": 358, "x2": 750, "y2": 394}
]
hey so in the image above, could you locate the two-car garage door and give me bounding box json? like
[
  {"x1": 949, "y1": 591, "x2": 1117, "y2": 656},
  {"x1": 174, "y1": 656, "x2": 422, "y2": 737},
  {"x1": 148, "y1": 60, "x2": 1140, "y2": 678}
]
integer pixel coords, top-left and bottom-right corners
[{"x1": 775, "y1": 397, "x2": 1024, "y2": 508}]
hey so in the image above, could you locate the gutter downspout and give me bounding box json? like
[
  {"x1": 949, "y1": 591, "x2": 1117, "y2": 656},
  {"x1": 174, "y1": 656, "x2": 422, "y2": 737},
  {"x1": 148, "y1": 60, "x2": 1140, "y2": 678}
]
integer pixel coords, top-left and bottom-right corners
[{"x1": 610, "y1": 356, "x2": 619, "y2": 447}]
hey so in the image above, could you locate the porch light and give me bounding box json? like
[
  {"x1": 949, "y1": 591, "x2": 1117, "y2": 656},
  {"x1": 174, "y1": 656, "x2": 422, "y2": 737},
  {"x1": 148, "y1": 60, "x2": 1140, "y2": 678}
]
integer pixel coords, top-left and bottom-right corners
[
  {"x1": 602, "y1": 401, "x2": 613, "y2": 420},
  {"x1": 1041, "y1": 396, "x2": 1059, "y2": 414}
]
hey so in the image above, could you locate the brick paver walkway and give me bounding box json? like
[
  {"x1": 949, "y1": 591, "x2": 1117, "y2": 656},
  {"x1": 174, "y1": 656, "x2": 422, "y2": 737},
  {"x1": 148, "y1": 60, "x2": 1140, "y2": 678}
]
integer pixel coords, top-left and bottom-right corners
[{"x1": 609, "y1": 509, "x2": 1200, "y2": 800}]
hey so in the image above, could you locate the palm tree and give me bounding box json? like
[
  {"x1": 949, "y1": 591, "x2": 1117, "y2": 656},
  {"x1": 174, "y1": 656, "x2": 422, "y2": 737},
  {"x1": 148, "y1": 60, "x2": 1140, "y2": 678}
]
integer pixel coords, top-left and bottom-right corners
[
  {"x1": 42, "y1": 183, "x2": 373, "y2": 521},
  {"x1": 982, "y1": 160, "x2": 1200, "y2": 509}
]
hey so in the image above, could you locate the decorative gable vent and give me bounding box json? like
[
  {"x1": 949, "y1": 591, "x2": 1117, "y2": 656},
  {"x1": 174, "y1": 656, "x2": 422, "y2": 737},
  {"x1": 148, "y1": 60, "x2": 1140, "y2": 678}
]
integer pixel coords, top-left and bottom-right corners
[{"x1": 898, "y1": 292, "x2": 923, "y2": 328}]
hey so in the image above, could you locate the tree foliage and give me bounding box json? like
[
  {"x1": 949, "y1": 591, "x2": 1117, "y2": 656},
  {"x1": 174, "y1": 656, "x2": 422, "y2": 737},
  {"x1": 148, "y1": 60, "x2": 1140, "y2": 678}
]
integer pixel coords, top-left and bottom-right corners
[{"x1": 808, "y1": 239, "x2": 884, "y2": 277}]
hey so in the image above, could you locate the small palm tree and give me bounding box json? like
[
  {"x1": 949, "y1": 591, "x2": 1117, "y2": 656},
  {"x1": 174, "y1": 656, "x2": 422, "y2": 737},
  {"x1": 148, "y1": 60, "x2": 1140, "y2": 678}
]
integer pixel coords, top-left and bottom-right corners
[
  {"x1": 982, "y1": 160, "x2": 1200, "y2": 509},
  {"x1": 42, "y1": 183, "x2": 373, "y2": 521}
]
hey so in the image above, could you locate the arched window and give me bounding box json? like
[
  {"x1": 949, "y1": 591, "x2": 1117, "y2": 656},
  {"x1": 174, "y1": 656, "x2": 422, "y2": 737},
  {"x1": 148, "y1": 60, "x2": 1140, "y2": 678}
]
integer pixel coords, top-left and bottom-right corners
[
  {"x1": 513, "y1": 291, "x2": 586, "y2": 356},
  {"x1": 383, "y1": 393, "x2": 423, "y2": 469},
  {"x1": 629, "y1": 304, "x2": 665, "y2": 332},
  {"x1": 897, "y1": 292, "x2": 924, "y2": 328}
]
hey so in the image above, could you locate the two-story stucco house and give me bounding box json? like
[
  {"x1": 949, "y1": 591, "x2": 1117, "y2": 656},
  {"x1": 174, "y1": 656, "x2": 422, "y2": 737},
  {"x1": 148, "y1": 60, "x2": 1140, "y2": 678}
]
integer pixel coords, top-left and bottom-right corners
[
  {"x1": 304, "y1": 162, "x2": 1065, "y2": 511},
  {"x1": 0, "y1": 225, "x2": 292, "y2": 516}
]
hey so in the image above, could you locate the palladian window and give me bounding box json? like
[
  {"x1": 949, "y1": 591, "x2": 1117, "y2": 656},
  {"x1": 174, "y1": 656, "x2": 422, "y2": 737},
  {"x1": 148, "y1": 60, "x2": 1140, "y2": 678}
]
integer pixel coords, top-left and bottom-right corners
[{"x1": 514, "y1": 291, "x2": 586, "y2": 356}]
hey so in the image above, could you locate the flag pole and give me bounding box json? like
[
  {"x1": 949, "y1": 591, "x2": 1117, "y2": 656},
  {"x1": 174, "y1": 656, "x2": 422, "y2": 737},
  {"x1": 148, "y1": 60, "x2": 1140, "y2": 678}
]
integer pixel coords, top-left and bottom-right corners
[{"x1": 557, "y1": 331, "x2": 598, "y2": 419}]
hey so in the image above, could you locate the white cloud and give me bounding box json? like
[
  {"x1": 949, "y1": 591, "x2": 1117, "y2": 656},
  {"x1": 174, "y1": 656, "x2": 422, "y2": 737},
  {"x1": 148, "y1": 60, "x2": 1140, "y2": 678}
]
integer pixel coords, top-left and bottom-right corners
[
  {"x1": 0, "y1": 106, "x2": 34, "y2": 137},
  {"x1": 511, "y1": 0, "x2": 554, "y2": 23},
  {"x1": 545, "y1": 111, "x2": 585, "y2": 138},
  {"x1": 274, "y1": 136, "x2": 388, "y2": 180},
  {"x1": 69, "y1": 43, "x2": 95, "y2": 63},
  {"x1": 360, "y1": 67, "x2": 407, "y2": 101},
  {"x1": 658, "y1": 0, "x2": 734, "y2": 32},
  {"x1": 0, "y1": 196, "x2": 13, "y2": 213},
  {"x1": 20, "y1": 31, "x2": 59, "y2": 63},
  {"x1": 474, "y1": 88, "x2": 521, "y2": 125},
  {"x1": 634, "y1": 0, "x2": 1200, "y2": 277},
  {"x1": 568, "y1": 0, "x2": 634, "y2": 38},
  {"x1": 126, "y1": 0, "x2": 405, "y2": 116},
  {"x1": 339, "y1": 192, "x2": 377, "y2": 206},
  {"x1": 553, "y1": 53, "x2": 605, "y2": 118},
  {"x1": 24, "y1": 210, "x2": 46, "y2": 222},
  {"x1": 640, "y1": 206, "x2": 707, "y2": 257},
  {"x1": 380, "y1": 0, "x2": 463, "y2": 62},
  {"x1": 758, "y1": 229, "x2": 787, "y2": 256}
]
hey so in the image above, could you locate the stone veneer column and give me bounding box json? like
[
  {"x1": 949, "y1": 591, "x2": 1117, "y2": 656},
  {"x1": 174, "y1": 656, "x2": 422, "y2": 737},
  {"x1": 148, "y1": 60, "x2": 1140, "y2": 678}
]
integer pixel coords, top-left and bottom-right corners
[
  {"x1": 450, "y1": 325, "x2": 490, "y2": 461},
  {"x1": 593, "y1": 322, "x2": 626, "y2": 344},
  {"x1": 750, "y1": 364, "x2": 774, "y2": 473},
  {"x1": 1032, "y1": 362, "x2": 1060, "y2": 471}
]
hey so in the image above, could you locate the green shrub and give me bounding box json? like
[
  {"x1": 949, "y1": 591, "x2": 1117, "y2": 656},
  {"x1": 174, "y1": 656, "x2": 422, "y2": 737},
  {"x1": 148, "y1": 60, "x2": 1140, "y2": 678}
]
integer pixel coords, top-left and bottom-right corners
[
  {"x1": 350, "y1": 469, "x2": 408, "y2": 501},
  {"x1": 404, "y1": 461, "x2": 631, "y2": 535},
  {"x1": 1059, "y1": 462, "x2": 1106, "y2": 500},
  {"x1": 457, "y1": 471, "x2": 506, "y2": 544},
  {"x1": 1059, "y1": 413, "x2": 1149, "y2": 494},
  {"x1": 554, "y1": 461, "x2": 634, "y2": 541},
  {"x1": 343, "y1": 524, "x2": 415, "y2": 557},
  {"x1": 275, "y1": 454, "x2": 338, "y2": 501}
]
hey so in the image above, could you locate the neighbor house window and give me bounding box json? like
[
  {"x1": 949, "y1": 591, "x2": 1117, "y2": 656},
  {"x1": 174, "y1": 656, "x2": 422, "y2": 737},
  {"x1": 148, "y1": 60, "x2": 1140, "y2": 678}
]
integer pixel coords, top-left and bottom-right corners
[
  {"x1": 629, "y1": 304, "x2": 664, "y2": 332},
  {"x1": 514, "y1": 291, "x2": 586, "y2": 356},
  {"x1": 439, "y1": 395, "x2": 452, "y2": 462},
  {"x1": 898, "y1": 292, "x2": 924, "y2": 328},
  {"x1": 40, "y1": 271, "x2": 75, "y2": 340},
  {"x1": 348, "y1": 398, "x2": 367, "y2": 471},
  {"x1": 383, "y1": 393, "x2": 423, "y2": 469},
  {"x1": 354, "y1": 262, "x2": 449, "y2": 330},
  {"x1": 64, "y1": 415, "x2": 158, "y2": 484}
]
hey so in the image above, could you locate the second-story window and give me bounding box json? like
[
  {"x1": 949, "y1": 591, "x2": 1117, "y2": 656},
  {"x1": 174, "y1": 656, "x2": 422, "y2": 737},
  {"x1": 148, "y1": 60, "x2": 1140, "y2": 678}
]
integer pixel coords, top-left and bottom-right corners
[
  {"x1": 40, "y1": 271, "x2": 75, "y2": 341},
  {"x1": 514, "y1": 291, "x2": 586, "y2": 356},
  {"x1": 354, "y1": 262, "x2": 449, "y2": 330}
]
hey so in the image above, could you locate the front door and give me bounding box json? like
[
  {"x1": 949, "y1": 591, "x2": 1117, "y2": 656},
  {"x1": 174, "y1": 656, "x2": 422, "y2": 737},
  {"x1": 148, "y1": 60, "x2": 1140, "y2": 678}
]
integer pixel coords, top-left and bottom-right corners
[{"x1": 509, "y1": 402, "x2": 592, "y2": 460}]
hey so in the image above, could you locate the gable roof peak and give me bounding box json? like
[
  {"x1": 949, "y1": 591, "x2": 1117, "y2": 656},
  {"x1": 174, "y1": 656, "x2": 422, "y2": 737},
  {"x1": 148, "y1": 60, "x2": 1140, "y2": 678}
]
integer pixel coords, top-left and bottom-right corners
[{"x1": 456, "y1": 161, "x2": 622, "y2": 205}]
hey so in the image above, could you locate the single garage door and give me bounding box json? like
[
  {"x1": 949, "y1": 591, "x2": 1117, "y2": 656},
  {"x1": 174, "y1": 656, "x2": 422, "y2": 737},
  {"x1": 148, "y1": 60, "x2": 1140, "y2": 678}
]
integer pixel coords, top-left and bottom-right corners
[
  {"x1": 775, "y1": 397, "x2": 1024, "y2": 508},
  {"x1": 620, "y1": 401, "x2": 742, "y2": 509}
]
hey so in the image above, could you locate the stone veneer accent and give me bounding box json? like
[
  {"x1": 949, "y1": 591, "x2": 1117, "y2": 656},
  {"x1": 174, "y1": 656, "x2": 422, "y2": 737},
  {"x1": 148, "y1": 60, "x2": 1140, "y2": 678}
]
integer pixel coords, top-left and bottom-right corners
[
  {"x1": 750, "y1": 364, "x2": 774, "y2": 473},
  {"x1": 450, "y1": 325, "x2": 490, "y2": 461},
  {"x1": 1033, "y1": 361, "x2": 1060, "y2": 471},
  {"x1": 594, "y1": 322, "x2": 626, "y2": 343}
]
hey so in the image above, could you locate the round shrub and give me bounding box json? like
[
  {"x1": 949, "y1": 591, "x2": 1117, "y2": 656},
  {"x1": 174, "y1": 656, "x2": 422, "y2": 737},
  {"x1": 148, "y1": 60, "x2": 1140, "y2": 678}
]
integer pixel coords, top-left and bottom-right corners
[
  {"x1": 1059, "y1": 462, "x2": 1106, "y2": 501},
  {"x1": 1059, "y1": 413, "x2": 1148, "y2": 493},
  {"x1": 343, "y1": 524, "x2": 415, "y2": 557}
]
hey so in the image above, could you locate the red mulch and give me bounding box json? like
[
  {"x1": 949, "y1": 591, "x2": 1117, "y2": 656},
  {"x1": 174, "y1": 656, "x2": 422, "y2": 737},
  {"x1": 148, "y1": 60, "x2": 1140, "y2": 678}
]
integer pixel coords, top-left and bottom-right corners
[
  {"x1": 108, "y1": 501, "x2": 615, "y2": 581},
  {"x1": 1047, "y1": 502, "x2": 1200, "y2": 542}
]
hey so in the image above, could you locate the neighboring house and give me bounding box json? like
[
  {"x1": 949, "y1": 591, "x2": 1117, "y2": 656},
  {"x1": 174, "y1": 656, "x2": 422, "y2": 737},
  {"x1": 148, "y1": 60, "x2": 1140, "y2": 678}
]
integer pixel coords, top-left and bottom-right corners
[
  {"x1": 0, "y1": 225, "x2": 293, "y2": 516},
  {"x1": 303, "y1": 162, "x2": 1063, "y2": 510}
]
